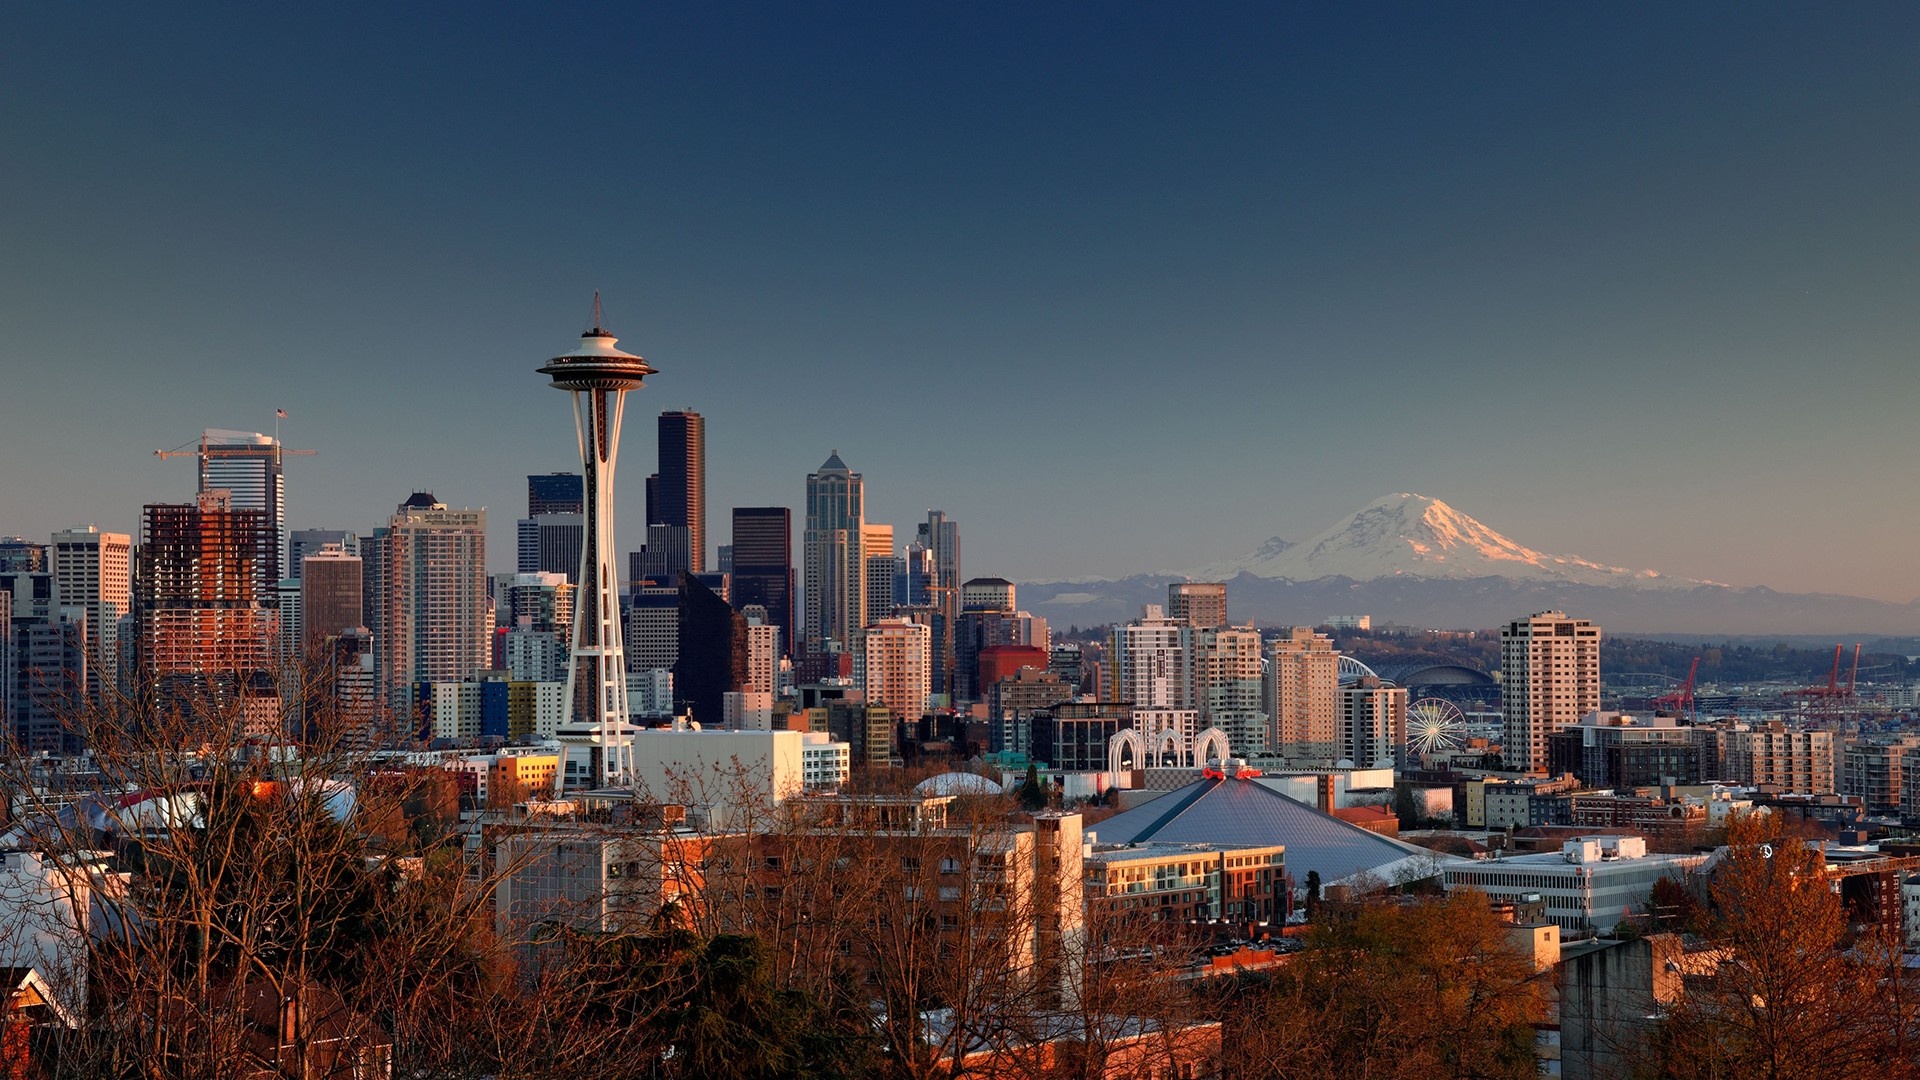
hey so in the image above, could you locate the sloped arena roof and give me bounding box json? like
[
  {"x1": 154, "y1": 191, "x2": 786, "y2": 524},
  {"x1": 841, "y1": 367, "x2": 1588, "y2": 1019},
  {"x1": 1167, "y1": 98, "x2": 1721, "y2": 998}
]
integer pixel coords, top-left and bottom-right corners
[{"x1": 1089, "y1": 775, "x2": 1458, "y2": 887}]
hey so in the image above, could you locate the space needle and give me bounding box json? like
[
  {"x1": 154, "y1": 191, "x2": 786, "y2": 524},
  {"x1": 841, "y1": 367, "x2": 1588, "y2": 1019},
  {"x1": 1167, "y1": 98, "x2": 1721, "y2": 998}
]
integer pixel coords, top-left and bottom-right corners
[{"x1": 539, "y1": 295, "x2": 656, "y2": 789}]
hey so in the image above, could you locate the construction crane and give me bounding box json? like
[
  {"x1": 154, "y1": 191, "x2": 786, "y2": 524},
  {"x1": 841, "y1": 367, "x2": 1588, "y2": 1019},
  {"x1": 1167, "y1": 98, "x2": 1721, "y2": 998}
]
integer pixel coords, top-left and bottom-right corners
[
  {"x1": 154, "y1": 433, "x2": 316, "y2": 462},
  {"x1": 1652, "y1": 656, "x2": 1700, "y2": 722}
]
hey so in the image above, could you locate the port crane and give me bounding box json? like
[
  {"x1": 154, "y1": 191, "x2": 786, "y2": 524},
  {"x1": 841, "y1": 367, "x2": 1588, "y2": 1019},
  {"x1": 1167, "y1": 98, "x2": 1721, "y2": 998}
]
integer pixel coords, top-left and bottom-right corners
[
  {"x1": 1786, "y1": 643, "x2": 1862, "y2": 723},
  {"x1": 1652, "y1": 656, "x2": 1700, "y2": 722}
]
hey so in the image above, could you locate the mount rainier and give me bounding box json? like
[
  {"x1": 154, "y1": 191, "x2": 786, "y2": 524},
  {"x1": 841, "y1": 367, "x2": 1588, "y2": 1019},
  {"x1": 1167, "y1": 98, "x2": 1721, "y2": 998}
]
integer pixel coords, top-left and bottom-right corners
[{"x1": 1021, "y1": 493, "x2": 1917, "y2": 635}]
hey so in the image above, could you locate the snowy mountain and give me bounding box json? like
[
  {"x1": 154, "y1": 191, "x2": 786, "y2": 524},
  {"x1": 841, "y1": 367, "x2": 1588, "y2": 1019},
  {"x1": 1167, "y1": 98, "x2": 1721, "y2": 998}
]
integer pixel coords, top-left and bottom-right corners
[
  {"x1": 1182, "y1": 493, "x2": 1700, "y2": 589},
  {"x1": 1019, "y1": 494, "x2": 1919, "y2": 634}
]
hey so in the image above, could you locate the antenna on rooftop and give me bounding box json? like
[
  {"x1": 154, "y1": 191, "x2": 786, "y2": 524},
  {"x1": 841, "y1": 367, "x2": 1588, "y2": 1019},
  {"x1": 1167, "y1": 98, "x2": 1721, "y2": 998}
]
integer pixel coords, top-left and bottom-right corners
[{"x1": 590, "y1": 290, "x2": 607, "y2": 335}]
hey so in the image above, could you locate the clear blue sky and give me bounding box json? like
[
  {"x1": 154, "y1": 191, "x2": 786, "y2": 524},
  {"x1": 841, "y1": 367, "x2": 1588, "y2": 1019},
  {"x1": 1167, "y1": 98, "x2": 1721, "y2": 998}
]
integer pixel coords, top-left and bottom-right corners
[{"x1": 3, "y1": 4, "x2": 1917, "y2": 599}]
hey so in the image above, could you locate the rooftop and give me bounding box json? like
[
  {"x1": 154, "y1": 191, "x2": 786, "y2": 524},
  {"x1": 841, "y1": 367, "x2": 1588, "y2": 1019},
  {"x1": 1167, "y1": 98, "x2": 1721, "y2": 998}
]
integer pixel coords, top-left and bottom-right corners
[{"x1": 1088, "y1": 775, "x2": 1456, "y2": 886}]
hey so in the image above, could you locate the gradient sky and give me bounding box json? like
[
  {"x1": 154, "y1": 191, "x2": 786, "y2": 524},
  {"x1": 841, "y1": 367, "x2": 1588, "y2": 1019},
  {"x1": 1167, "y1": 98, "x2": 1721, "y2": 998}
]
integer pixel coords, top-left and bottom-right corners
[{"x1": 4, "y1": 5, "x2": 1917, "y2": 601}]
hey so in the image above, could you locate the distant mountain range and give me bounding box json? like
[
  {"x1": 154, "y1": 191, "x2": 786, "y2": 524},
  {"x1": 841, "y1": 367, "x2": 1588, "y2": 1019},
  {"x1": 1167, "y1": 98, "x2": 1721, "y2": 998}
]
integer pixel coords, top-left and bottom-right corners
[{"x1": 1022, "y1": 494, "x2": 1920, "y2": 635}]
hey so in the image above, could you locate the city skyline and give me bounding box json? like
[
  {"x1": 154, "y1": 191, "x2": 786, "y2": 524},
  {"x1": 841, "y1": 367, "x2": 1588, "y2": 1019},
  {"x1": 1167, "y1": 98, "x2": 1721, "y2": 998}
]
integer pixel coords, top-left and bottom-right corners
[{"x1": 4, "y1": 7, "x2": 1919, "y2": 602}]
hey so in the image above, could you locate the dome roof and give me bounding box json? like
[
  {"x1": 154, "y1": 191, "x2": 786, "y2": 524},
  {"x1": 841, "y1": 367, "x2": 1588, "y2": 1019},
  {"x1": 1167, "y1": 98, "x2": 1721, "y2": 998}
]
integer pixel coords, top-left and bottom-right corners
[{"x1": 913, "y1": 772, "x2": 1006, "y2": 797}]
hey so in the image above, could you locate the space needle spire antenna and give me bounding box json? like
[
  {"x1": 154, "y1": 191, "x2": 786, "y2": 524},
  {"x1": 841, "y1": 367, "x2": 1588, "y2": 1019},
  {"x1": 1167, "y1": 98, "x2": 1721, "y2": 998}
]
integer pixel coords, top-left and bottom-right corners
[{"x1": 539, "y1": 295, "x2": 658, "y2": 790}]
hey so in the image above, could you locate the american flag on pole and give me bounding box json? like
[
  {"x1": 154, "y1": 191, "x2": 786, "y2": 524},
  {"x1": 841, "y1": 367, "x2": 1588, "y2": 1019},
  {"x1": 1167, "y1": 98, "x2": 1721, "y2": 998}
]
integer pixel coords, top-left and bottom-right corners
[{"x1": 276, "y1": 408, "x2": 288, "y2": 418}]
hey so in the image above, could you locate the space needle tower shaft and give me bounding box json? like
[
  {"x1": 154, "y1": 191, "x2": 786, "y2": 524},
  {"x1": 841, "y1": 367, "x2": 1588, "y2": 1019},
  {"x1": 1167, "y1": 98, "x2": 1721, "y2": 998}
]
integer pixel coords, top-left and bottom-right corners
[{"x1": 538, "y1": 295, "x2": 657, "y2": 789}]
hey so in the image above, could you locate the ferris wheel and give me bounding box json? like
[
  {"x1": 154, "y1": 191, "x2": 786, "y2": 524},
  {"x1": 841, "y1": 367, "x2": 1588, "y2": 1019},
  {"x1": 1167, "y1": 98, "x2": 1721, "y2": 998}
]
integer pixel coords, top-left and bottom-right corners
[{"x1": 1406, "y1": 697, "x2": 1468, "y2": 755}]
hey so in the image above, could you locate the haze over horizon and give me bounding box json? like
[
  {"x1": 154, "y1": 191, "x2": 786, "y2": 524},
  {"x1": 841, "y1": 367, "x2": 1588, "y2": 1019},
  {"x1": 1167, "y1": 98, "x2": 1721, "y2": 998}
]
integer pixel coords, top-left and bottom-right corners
[{"x1": 4, "y1": 6, "x2": 1917, "y2": 603}]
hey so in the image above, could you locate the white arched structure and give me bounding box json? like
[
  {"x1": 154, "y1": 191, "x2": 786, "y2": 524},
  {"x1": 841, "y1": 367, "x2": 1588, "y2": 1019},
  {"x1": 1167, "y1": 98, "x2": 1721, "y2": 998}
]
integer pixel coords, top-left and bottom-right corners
[
  {"x1": 1152, "y1": 727, "x2": 1187, "y2": 768},
  {"x1": 1108, "y1": 712, "x2": 1234, "y2": 777},
  {"x1": 1108, "y1": 729, "x2": 1145, "y2": 775},
  {"x1": 1193, "y1": 727, "x2": 1231, "y2": 768}
]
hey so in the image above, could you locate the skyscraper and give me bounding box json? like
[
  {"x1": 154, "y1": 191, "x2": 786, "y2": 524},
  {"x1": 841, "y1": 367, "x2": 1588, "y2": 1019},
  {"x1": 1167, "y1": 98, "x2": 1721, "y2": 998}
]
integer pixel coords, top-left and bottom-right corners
[
  {"x1": 1500, "y1": 610, "x2": 1601, "y2": 773},
  {"x1": 803, "y1": 452, "x2": 864, "y2": 656},
  {"x1": 288, "y1": 529, "x2": 359, "y2": 579},
  {"x1": 137, "y1": 491, "x2": 275, "y2": 695},
  {"x1": 369, "y1": 493, "x2": 490, "y2": 700},
  {"x1": 655, "y1": 410, "x2": 706, "y2": 574},
  {"x1": 50, "y1": 526, "x2": 131, "y2": 696},
  {"x1": 195, "y1": 429, "x2": 288, "y2": 587},
  {"x1": 527, "y1": 472, "x2": 584, "y2": 516},
  {"x1": 916, "y1": 511, "x2": 960, "y2": 703},
  {"x1": 538, "y1": 303, "x2": 655, "y2": 787},
  {"x1": 519, "y1": 474, "x2": 585, "y2": 580},
  {"x1": 672, "y1": 574, "x2": 746, "y2": 727},
  {"x1": 861, "y1": 523, "x2": 895, "y2": 628},
  {"x1": 300, "y1": 544, "x2": 363, "y2": 646},
  {"x1": 1167, "y1": 582, "x2": 1227, "y2": 629},
  {"x1": 518, "y1": 514, "x2": 584, "y2": 578},
  {"x1": 916, "y1": 511, "x2": 960, "y2": 596},
  {"x1": 731, "y1": 507, "x2": 794, "y2": 660}
]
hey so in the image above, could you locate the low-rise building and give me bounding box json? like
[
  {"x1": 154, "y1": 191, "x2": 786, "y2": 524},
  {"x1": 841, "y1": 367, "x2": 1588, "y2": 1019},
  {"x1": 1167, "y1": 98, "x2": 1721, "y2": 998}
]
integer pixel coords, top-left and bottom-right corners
[
  {"x1": 1719, "y1": 721, "x2": 1834, "y2": 794},
  {"x1": 1549, "y1": 712, "x2": 1700, "y2": 790},
  {"x1": 800, "y1": 730, "x2": 850, "y2": 791},
  {"x1": 1842, "y1": 735, "x2": 1920, "y2": 815},
  {"x1": 1443, "y1": 836, "x2": 1709, "y2": 932},
  {"x1": 1084, "y1": 842, "x2": 1286, "y2": 927},
  {"x1": 1483, "y1": 774, "x2": 1582, "y2": 829}
]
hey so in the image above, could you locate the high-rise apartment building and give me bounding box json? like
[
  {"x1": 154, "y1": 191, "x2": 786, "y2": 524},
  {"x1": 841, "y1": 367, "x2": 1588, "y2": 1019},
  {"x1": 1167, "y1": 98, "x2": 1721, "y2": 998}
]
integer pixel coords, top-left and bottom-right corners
[
  {"x1": 1267, "y1": 627, "x2": 1339, "y2": 762},
  {"x1": 1339, "y1": 677, "x2": 1407, "y2": 768},
  {"x1": 137, "y1": 491, "x2": 275, "y2": 693},
  {"x1": 731, "y1": 507, "x2": 794, "y2": 660},
  {"x1": 655, "y1": 411, "x2": 706, "y2": 574},
  {"x1": 803, "y1": 452, "x2": 864, "y2": 655},
  {"x1": 195, "y1": 430, "x2": 289, "y2": 588},
  {"x1": 369, "y1": 494, "x2": 490, "y2": 700},
  {"x1": 300, "y1": 544, "x2": 363, "y2": 646},
  {"x1": 1191, "y1": 625, "x2": 1265, "y2": 755},
  {"x1": 1108, "y1": 605, "x2": 1190, "y2": 710},
  {"x1": 861, "y1": 617, "x2": 931, "y2": 722},
  {"x1": 51, "y1": 526, "x2": 130, "y2": 696},
  {"x1": 1500, "y1": 611, "x2": 1602, "y2": 773},
  {"x1": 1167, "y1": 582, "x2": 1227, "y2": 630},
  {"x1": 861, "y1": 524, "x2": 895, "y2": 628},
  {"x1": 743, "y1": 612, "x2": 782, "y2": 696}
]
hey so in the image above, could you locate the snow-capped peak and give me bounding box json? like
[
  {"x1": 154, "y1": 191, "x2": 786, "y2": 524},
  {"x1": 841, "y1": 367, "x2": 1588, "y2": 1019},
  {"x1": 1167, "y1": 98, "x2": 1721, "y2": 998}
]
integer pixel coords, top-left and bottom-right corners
[{"x1": 1184, "y1": 493, "x2": 1700, "y2": 588}]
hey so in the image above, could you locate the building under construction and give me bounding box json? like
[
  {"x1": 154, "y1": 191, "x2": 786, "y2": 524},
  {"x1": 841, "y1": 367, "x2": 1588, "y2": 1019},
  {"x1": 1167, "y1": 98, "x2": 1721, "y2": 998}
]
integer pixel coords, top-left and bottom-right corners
[{"x1": 137, "y1": 490, "x2": 276, "y2": 709}]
